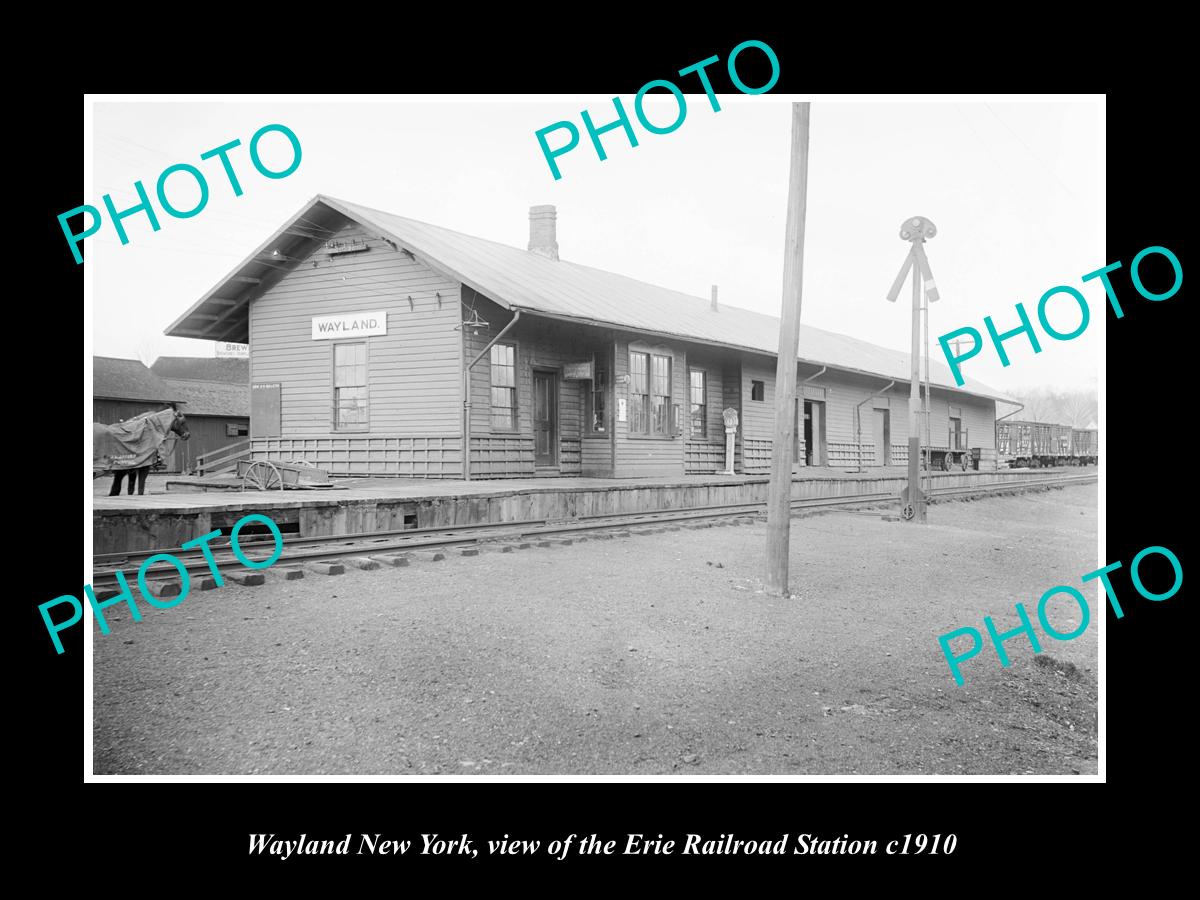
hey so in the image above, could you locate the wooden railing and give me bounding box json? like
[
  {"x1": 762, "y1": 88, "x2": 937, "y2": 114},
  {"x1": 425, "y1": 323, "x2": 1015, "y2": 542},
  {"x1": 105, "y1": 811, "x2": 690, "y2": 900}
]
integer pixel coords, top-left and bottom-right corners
[{"x1": 195, "y1": 439, "x2": 251, "y2": 476}]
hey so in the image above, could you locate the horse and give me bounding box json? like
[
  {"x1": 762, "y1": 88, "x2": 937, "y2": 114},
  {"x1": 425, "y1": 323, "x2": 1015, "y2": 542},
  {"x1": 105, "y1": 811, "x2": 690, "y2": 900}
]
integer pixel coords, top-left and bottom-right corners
[{"x1": 94, "y1": 406, "x2": 190, "y2": 496}]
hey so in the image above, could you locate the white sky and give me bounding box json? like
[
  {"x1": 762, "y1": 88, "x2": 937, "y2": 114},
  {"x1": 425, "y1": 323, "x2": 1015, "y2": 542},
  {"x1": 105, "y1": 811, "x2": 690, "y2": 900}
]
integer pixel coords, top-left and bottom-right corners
[{"x1": 90, "y1": 97, "x2": 1102, "y2": 394}]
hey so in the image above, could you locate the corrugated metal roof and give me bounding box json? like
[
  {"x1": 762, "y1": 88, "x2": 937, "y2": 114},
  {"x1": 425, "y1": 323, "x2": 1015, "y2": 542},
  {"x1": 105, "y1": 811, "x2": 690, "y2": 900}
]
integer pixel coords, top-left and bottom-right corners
[
  {"x1": 93, "y1": 357, "x2": 178, "y2": 404},
  {"x1": 168, "y1": 194, "x2": 1015, "y2": 403},
  {"x1": 151, "y1": 357, "x2": 249, "y2": 384},
  {"x1": 160, "y1": 378, "x2": 250, "y2": 417},
  {"x1": 324, "y1": 197, "x2": 1013, "y2": 403}
]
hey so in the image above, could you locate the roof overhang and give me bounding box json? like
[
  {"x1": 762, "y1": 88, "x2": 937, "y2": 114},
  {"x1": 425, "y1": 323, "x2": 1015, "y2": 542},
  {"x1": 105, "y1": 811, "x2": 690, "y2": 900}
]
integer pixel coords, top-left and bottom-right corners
[
  {"x1": 165, "y1": 197, "x2": 357, "y2": 343},
  {"x1": 166, "y1": 195, "x2": 516, "y2": 344},
  {"x1": 512, "y1": 307, "x2": 1016, "y2": 404}
]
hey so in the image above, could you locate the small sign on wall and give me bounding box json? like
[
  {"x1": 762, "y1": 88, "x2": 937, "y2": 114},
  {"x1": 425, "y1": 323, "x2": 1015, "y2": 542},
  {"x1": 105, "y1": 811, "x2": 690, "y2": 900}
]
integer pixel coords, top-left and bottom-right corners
[
  {"x1": 563, "y1": 359, "x2": 594, "y2": 380},
  {"x1": 617, "y1": 398, "x2": 627, "y2": 423},
  {"x1": 311, "y1": 310, "x2": 387, "y2": 340}
]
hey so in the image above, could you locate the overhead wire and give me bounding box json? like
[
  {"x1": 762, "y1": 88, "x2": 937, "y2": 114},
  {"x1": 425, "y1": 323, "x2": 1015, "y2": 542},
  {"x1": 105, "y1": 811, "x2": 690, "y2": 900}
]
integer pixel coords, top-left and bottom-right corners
[{"x1": 983, "y1": 103, "x2": 1081, "y2": 204}]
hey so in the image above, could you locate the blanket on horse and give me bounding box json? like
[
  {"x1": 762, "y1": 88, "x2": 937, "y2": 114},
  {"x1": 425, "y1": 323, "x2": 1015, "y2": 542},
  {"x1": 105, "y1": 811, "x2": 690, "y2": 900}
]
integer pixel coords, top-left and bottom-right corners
[{"x1": 93, "y1": 408, "x2": 174, "y2": 472}]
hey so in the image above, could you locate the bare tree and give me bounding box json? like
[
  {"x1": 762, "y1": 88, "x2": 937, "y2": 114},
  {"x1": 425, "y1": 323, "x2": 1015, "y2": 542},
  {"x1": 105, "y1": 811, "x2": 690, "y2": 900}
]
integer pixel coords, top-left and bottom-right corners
[
  {"x1": 134, "y1": 337, "x2": 162, "y2": 368},
  {"x1": 1015, "y1": 386, "x2": 1096, "y2": 426},
  {"x1": 1061, "y1": 391, "x2": 1097, "y2": 428},
  {"x1": 1019, "y1": 387, "x2": 1058, "y2": 423}
]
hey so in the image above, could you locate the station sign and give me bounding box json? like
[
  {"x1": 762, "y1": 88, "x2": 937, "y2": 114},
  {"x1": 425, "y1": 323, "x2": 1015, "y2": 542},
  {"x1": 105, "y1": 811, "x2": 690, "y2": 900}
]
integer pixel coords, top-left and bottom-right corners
[{"x1": 311, "y1": 310, "x2": 388, "y2": 340}]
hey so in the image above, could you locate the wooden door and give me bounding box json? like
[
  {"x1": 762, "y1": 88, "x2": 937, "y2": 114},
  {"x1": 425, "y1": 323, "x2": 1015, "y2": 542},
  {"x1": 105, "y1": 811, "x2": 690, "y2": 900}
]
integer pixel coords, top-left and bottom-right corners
[
  {"x1": 533, "y1": 370, "x2": 557, "y2": 467},
  {"x1": 806, "y1": 400, "x2": 826, "y2": 466},
  {"x1": 873, "y1": 408, "x2": 890, "y2": 465}
]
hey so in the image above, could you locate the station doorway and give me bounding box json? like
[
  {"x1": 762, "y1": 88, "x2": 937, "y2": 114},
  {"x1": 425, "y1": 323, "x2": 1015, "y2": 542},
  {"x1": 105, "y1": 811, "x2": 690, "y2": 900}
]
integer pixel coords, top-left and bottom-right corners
[
  {"x1": 803, "y1": 399, "x2": 826, "y2": 466},
  {"x1": 872, "y1": 408, "x2": 891, "y2": 466},
  {"x1": 533, "y1": 369, "x2": 558, "y2": 468}
]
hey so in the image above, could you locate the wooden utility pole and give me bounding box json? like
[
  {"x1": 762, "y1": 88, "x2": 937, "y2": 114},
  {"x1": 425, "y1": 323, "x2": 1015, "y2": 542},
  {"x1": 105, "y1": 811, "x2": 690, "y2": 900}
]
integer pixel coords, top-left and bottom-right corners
[{"x1": 765, "y1": 103, "x2": 812, "y2": 596}]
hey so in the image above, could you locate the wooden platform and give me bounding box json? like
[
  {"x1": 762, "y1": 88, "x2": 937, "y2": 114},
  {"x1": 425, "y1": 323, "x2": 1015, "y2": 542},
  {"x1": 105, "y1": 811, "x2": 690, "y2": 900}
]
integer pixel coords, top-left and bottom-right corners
[{"x1": 92, "y1": 468, "x2": 1084, "y2": 554}]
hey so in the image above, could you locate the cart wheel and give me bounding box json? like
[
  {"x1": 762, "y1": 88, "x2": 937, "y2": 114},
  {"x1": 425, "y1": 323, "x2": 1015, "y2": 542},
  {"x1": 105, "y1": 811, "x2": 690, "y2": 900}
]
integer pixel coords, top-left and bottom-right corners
[
  {"x1": 242, "y1": 460, "x2": 283, "y2": 491},
  {"x1": 941, "y1": 454, "x2": 953, "y2": 472},
  {"x1": 900, "y1": 503, "x2": 915, "y2": 521}
]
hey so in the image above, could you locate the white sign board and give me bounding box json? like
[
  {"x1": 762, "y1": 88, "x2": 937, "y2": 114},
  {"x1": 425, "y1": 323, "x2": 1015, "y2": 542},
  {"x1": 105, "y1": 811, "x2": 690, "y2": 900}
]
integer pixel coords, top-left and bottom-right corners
[
  {"x1": 311, "y1": 310, "x2": 387, "y2": 340},
  {"x1": 215, "y1": 342, "x2": 249, "y2": 358}
]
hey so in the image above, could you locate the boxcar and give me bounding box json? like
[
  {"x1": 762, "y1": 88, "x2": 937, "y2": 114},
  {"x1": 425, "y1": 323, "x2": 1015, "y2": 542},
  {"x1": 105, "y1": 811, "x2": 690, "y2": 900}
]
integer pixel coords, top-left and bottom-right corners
[
  {"x1": 996, "y1": 419, "x2": 1098, "y2": 468},
  {"x1": 1071, "y1": 428, "x2": 1098, "y2": 465}
]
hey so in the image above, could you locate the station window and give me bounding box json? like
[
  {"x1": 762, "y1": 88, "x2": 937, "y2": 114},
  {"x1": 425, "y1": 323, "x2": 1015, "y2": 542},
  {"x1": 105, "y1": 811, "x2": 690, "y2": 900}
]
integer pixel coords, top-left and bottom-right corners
[
  {"x1": 689, "y1": 369, "x2": 707, "y2": 437},
  {"x1": 490, "y1": 343, "x2": 517, "y2": 430},
  {"x1": 226, "y1": 422, "x2": 249, "y2": 438},
  {"x1": 333, "y1": 342, "x2": 368, "y2": 430},
  {"x1": 629, "y1": 350, "x2": 673, "y2": 436},
  {"x1": 751, "y1": 380, "x2": 765, "y2": 401}
]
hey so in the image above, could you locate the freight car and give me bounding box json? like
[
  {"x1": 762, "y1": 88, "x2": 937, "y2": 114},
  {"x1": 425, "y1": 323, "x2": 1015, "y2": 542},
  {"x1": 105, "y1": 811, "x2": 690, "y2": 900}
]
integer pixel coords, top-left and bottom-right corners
[{"x1": 996, "y1": 419, "x2": 1098, "y2": 468}]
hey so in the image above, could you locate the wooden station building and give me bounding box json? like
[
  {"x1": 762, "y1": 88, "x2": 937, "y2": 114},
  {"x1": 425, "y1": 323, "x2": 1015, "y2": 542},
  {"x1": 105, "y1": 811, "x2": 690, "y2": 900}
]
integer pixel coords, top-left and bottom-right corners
[{"x1": 165, "y1": 195, "x2": 1014, "y2": 480}]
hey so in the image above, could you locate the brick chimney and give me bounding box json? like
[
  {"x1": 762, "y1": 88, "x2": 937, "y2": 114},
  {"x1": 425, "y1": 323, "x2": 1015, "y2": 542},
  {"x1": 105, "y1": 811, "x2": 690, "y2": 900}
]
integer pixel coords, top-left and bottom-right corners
[
  {"x1": 711, "y1": 284, "x2": 719, "y2": 312},
  {"x1": 528, "y1": 205, "x2": 559, "y2": 260}
]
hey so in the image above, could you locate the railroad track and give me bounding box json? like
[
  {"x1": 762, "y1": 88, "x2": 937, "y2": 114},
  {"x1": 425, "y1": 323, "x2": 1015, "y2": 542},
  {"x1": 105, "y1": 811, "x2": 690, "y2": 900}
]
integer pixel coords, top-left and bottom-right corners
[{"x1": 92, "y1": 472, "x2": 1096, "y2": 584}]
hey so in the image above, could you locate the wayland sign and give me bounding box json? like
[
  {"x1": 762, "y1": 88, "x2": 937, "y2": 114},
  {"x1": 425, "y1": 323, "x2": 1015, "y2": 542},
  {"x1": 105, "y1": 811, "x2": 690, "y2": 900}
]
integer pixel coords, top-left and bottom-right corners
[{"x1": 311, "y1": 310, "x2": 387, "y2": 340}]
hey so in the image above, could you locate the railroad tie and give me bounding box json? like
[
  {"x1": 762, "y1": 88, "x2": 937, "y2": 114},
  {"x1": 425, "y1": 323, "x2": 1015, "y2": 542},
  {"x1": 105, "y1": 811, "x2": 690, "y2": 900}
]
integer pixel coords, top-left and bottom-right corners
[
  {"x1": 226, "y1": 571, "x2": 266, "y2": 586},
  {"x1": 144, "y1": 579, "x2": 182, "y2": 599},
  {"x1": 344, "y1": 557, "x2": 382, "y2": 571},
  {"x1": 369, "y1": 554, "x2": 411, "y2": 567},
  {"x1": 306, "y1": 561, "x2": 346, "y2": 576}
]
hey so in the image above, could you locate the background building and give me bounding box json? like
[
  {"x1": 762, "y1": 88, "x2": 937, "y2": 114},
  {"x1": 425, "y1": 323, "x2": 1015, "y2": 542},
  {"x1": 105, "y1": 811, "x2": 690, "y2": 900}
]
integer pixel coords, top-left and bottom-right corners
[{"x1": 150, "y1": 357, "x2": 250, "y2": 473}]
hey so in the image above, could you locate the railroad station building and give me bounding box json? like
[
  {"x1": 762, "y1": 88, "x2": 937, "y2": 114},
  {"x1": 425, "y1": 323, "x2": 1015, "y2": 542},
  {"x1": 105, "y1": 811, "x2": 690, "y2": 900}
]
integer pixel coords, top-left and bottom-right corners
[{"x1": 165, "y1": 195, "x2": 1013, "y2": 480}]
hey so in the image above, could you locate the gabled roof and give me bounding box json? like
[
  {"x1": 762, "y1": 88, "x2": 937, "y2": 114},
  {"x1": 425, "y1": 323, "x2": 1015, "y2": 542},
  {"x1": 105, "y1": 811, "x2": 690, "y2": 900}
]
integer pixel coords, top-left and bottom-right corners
[
  {"x1": 167, "y1": 194, "x2": 1015, "y2": 403},
  {"x1": 160, "y1": 378, "x2": 250, "y2": 417},
  {"x1": 93, "y1": 357, "x2": 178, "y2": 404},
  {"x1": 151, "y1": 356, "x2": 249, "y2": 384}
]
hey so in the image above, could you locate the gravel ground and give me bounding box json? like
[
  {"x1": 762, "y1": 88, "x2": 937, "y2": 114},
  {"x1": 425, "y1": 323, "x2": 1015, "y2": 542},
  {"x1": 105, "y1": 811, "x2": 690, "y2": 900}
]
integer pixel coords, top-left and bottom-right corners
[{"x1": 93, "y1": 483, "x2": 1098, "y2": 776}]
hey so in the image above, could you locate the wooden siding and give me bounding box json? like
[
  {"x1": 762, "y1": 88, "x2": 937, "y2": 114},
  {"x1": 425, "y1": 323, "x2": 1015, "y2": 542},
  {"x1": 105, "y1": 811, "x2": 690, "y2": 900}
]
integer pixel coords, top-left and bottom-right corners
[
  {"x1": 170, "y1": 415, "x2": 250, "y2": 473},
  {"x1": 248, "y1": 223, "x2": 462, "y2": 440},
  {"x1": 581, "y1": 437, "x2": 613, "y2": 476},
  {"x1": 94, "y1": 398, "x2": 167, "y2": 424},
  {"x1": 739, "y1": 356, "x2": 776, "y2": 442},
  {"x1": 708, "y1": 364, "x2": 998, "y2": 471},
  {"x1": 463, "y1": 303, "x2": 605, "y2": 476}
]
